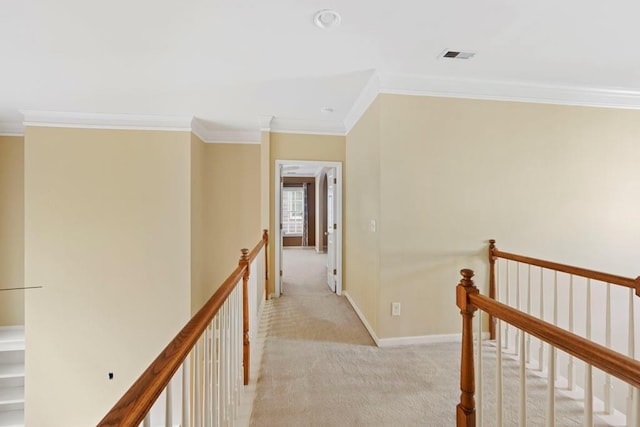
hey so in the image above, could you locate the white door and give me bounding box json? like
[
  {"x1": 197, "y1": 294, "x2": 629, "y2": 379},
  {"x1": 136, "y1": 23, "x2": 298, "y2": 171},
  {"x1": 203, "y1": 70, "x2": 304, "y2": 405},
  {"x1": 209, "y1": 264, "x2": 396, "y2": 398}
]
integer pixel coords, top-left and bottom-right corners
[
  {"x1": 326, "y1": 168, "x2": 337, "y2": 292},
  {"x1": 279, "y1": 168, "x2": 284, "y2": 294}
]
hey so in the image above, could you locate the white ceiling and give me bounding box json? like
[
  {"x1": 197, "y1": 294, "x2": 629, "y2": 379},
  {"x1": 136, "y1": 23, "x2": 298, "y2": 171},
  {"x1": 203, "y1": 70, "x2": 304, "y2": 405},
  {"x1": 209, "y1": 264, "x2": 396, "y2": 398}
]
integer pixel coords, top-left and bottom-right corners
[{"x1": 3, "y1": 1, "x2": 640, "y2": 140}]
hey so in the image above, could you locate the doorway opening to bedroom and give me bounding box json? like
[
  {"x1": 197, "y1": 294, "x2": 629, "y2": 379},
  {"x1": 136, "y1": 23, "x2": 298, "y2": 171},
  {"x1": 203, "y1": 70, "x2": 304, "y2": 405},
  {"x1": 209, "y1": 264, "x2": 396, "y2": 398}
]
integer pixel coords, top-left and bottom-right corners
[{"x1": 274, "y1": 160, "x2": 342, "y2": 298}]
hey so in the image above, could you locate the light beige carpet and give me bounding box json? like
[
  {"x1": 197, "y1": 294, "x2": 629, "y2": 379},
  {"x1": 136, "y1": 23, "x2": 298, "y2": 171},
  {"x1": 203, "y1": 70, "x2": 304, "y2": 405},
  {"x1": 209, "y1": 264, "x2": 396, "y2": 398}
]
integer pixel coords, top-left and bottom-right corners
[{"x1": 249, "y1": 249, "x2": 616, "y2": 426}]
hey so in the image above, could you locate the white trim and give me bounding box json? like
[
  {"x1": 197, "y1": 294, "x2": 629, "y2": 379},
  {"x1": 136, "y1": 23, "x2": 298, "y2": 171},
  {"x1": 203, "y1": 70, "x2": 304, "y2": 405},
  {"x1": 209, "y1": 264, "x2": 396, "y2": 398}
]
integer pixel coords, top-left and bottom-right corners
[
  {"x1": 274, "y1": 160, "x2": 343, "y2": 298},
  {"x1": 21, "y1": 110, "x2": 193, "y2": 131},
  {"x1": 378, "y1": 72, "x2": 640, "y2": 110},
  {"x1": 271, "y1": 118, "x2": 346, "y2": 136},
  {"x1": 343, "y1": 292, "x2": 491, "y2": 348},
  {"x1": 270, "y1": 128, "x2": 345, "y2": 137},
  {"x1": 0, "y1": 122, "x2": 24, "y2": 136},
  {"x1": 191, "y1": 118, "x2": 261, "y2": 143},
  {"x1": 379, "y1": 332, "x2": 490, "y2": 347},
  {"x1": 343, "y1": 72, "x2": 380, "y2": 133},
  {"x1": 14, "y1": 71, "x2": 640, "y2": 140},
  {"x1": 258, "y1": 115, "x2": 274, "y2": 131},
  {"x1": 344, "y1": 291, "x2": 380, "y2": 346}
]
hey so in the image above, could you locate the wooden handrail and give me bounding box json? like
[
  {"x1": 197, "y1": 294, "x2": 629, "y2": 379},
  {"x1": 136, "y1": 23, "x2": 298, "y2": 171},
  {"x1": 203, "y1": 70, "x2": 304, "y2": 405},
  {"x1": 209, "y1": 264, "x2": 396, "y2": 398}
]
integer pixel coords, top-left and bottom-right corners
[
  {"x1": 487, "y1": 239, "x2": 640, "y2": 339},
  {"x1": 471, "y1": 292, "x2": 640, "y2": 388},
  {"x1": 490, "y1": 239, "x2": 639, "y2": 291},
  {"x1": 98, "y1": 231, "x2": 268, "y2": 426},
  {"x1": 456, "y1": 269, "x2": 640, "y2": 427}
]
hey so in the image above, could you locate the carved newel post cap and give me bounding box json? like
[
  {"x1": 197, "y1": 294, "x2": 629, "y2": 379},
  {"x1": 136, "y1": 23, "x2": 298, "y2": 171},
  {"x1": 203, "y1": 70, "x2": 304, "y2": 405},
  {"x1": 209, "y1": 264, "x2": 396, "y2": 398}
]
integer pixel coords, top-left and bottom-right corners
[
  {"x1": 460, "y1": 269, "x2": 474, "y2": 281},
  {"x1": 240, "y1": 248, "x2": 249, "y2": 264}
]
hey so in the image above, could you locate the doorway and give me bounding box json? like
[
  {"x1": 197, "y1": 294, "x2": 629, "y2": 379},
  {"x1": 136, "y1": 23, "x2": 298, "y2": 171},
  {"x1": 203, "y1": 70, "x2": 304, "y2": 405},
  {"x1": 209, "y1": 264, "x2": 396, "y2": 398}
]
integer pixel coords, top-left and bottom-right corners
[{"x1": 274, "y1": 160, "x2": 342, "y2": 298}]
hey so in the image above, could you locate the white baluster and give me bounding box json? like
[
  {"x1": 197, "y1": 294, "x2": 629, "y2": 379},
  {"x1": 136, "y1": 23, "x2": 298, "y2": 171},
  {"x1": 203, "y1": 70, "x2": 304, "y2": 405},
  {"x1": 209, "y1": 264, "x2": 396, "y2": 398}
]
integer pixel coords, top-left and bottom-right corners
[
  {"x1": 632, "y1": 386, "x2": 640, "y2": 427},
  {"x1": 212, "y1": 317, "x2": 219, "y2": 427},
  {"x1": 584, "y1": 279, "x2": 593, "y2": 427},
  {"x1": 233, "y1": 288, "x2": 240, "y2": 418},
  {"x1": 226, "y1": 298, "x2": 232, "y2": 424},
  {"x1": 505, "y1": 260, "x2": 510, "y2": 350},
  {"x1": 182, "y1": 358, "x2": 190, "y2": 427},
  {"x1": 547, "y1": 345, "x2": 556, "y2": 427},
  {"x1": 495, "y1": 261, "x2": 503, "y2": 427},
  {"x1": 515, "y1": 263, "x2": 520, "y2": 357},
  {"x1": 627, "y1": 288, "x2": 636, "y2": 427},
  {"x1": 539, "y1": 267, "x2": 545, "y2": 372},
  {"x1": 567, "y1": 275, "x2": 575, "y2": 391},
  {"x1": 496, "y1": 319, "x2": 503, "y2": 427},
  {"x1": 205, "y1": 326, "x2": 212, "y2": 427},
  {"x1": 238, "y1": 287, "x2": 244, "y2": 407},
  {"x1": 553, "y1": 272, "x2": 558, "y2": 382},
  {"x1": 195, "y1": 339, "x2": 202, "y2": 427},
  {"x1": 604, "y1": 283, "x2": 613, "y2": 415},
  {"x1": 143, "y1": 412, "x2": 152, "y2": 427},
  {"x1": 221, "y1": 301, "x2": 228, "y2": 425},
  {"x1": 526, "y1": 264, "x2": 532, "y2": 364},
  {"x1": 584, "y1": 365, "x2": 593, "y2": 427},
  {"x1": 165, "y1": 381, "x2": 173, "y2": 427},
  {"x1": 229, "y1": 291, "x2": 235, "y2": 422},
  {"x1": 477, "y1": 310, "x2": 483, "y2": 427},
  {"x1": 519, "y1": 329, "x2": 526, "y2": 427}
]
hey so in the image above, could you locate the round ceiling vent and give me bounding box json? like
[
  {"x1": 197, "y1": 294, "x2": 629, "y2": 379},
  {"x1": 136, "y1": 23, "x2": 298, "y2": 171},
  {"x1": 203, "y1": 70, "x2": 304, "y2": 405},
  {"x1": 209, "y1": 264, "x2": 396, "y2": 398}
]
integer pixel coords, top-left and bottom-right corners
[{"x1": 313, "y1": 9, "x2": 341, "y2": 29}]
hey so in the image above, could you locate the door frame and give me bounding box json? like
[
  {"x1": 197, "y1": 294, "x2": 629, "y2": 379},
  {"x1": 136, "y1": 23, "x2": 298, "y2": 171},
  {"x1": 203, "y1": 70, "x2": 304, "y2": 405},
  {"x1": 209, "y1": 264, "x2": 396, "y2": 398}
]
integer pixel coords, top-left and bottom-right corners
[{"x1": 274, "y1": 159, "x2": 343, "y2": 297}]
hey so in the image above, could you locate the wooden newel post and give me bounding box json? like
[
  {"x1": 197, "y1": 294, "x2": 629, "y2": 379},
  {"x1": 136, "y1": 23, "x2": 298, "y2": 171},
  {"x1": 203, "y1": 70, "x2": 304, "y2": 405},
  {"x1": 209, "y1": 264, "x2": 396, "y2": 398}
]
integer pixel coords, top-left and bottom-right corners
[
  {"x1": 240, "y1": 248, "x2": 250, "y2": 386},
  {"x1": 488, "y1": 239, "x2": 497, "y2": 340},
  {"x1": 263, "y1": 229, "x2": 269, "y2": 301},
  {"x1": 457, "y1": 269, "x2": 478, "y2": 427}
]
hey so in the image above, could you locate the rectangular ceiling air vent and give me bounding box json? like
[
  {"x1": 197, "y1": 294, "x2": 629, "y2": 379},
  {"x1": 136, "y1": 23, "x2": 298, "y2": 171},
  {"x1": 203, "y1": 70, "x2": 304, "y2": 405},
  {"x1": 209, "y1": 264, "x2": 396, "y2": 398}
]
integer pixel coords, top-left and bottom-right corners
[{"x1": 439, "y1": 50, "x2": 476, "y2": 60}]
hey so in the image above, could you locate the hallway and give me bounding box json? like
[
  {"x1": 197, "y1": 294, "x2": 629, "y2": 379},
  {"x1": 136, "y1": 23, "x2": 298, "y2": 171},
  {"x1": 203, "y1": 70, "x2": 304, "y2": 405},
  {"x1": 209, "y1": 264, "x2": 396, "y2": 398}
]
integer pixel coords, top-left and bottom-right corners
[{"x1": 249, "y1": 248, "x2": 461, "y2": 426}]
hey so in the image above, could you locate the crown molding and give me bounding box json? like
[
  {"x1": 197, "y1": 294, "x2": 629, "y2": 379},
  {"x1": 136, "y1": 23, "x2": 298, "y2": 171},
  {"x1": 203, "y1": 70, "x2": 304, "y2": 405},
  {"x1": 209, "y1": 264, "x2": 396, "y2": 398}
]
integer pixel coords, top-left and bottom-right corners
[
  {"x1": 378, "y1": 72, "x2": 640, "y2": 110},
  {"x1": 0, "y1": 121, "x2": 24, "y2": 136},
  {"x1": 191, "y1": 118, "x2": 260, "y2": 144},
  {"x1": 270, "y1": 117, "x2": 346, "y2": 136},
  {"x1": 343, "y1": 72, "x2": 380, "y2": 133},
  {"x1": 21, "y1": 110, "x2": 193, "y2": 131},
  {"x1": 258, "y1": 115, "x2": 274, "y2": 132}
]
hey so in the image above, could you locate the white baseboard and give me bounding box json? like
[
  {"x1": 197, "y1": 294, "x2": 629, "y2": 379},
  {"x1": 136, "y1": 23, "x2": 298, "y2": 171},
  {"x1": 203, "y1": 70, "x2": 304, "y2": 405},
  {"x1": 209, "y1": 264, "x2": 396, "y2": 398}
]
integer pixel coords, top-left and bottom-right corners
[
  {"x1": 378, "y1": 332, "x2": 489, "y2": 347},
  {"x1": 378, "y1": 333, "x2": 463, "y2": 347},
  {"x1": 344, "y1": 292, "x2": 490, "y2": 348},
  {"x1": 344, "y1": 291, "x2": 380, "y2": 346}
]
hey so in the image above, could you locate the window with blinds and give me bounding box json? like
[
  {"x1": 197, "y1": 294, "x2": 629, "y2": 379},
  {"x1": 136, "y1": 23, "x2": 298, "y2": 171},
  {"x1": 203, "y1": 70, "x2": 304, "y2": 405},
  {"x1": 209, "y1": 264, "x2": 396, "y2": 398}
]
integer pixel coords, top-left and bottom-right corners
[{"x1": 282, "y1": 187, "x2": 304, "y2": 236}]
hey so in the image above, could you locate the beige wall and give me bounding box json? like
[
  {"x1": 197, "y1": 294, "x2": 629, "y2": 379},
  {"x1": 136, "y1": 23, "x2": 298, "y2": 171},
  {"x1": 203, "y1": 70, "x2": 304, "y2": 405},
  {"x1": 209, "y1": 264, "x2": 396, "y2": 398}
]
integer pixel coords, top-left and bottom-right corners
[
  {"x1": 347, "y1": 93, "x2": 640, "y2": 340},
  {"x1": 268, "y1": 132, "x2": 346, "y2": 295},
  {"x1": 195, "y1": 142, "x2": 262, "y2": 311},
  {"x1": 24, "y1": 127, "x2": 192, "y2": 426},
  {"x1": 0, "y1": 136, "x2": 25, "y2": 326},
  {"x1": 344, "y1": 99, "x2": 381, "y2": 333}
]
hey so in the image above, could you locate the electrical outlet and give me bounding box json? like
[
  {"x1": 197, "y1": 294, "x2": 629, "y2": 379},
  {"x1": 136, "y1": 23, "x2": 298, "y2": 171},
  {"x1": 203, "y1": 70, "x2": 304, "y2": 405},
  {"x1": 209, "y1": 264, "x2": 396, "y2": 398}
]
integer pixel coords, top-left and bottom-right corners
[{"x1": 391, "y1": 302, "x2": 401, "y2": 316}]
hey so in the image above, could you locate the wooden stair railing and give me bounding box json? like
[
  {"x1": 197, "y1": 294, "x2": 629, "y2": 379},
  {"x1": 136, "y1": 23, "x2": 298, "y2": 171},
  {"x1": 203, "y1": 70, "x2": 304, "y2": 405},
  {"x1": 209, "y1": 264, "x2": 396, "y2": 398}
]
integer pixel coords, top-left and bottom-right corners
[
  {"x1": 98, "y1": 230, "x2": 268, "y2": 427},
  {"x1": 456, "y1": 268, "x2": 640, "y2": 427},
  {"x1": 488, "y1": 239, "x2": 640, "y2": 340}
]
